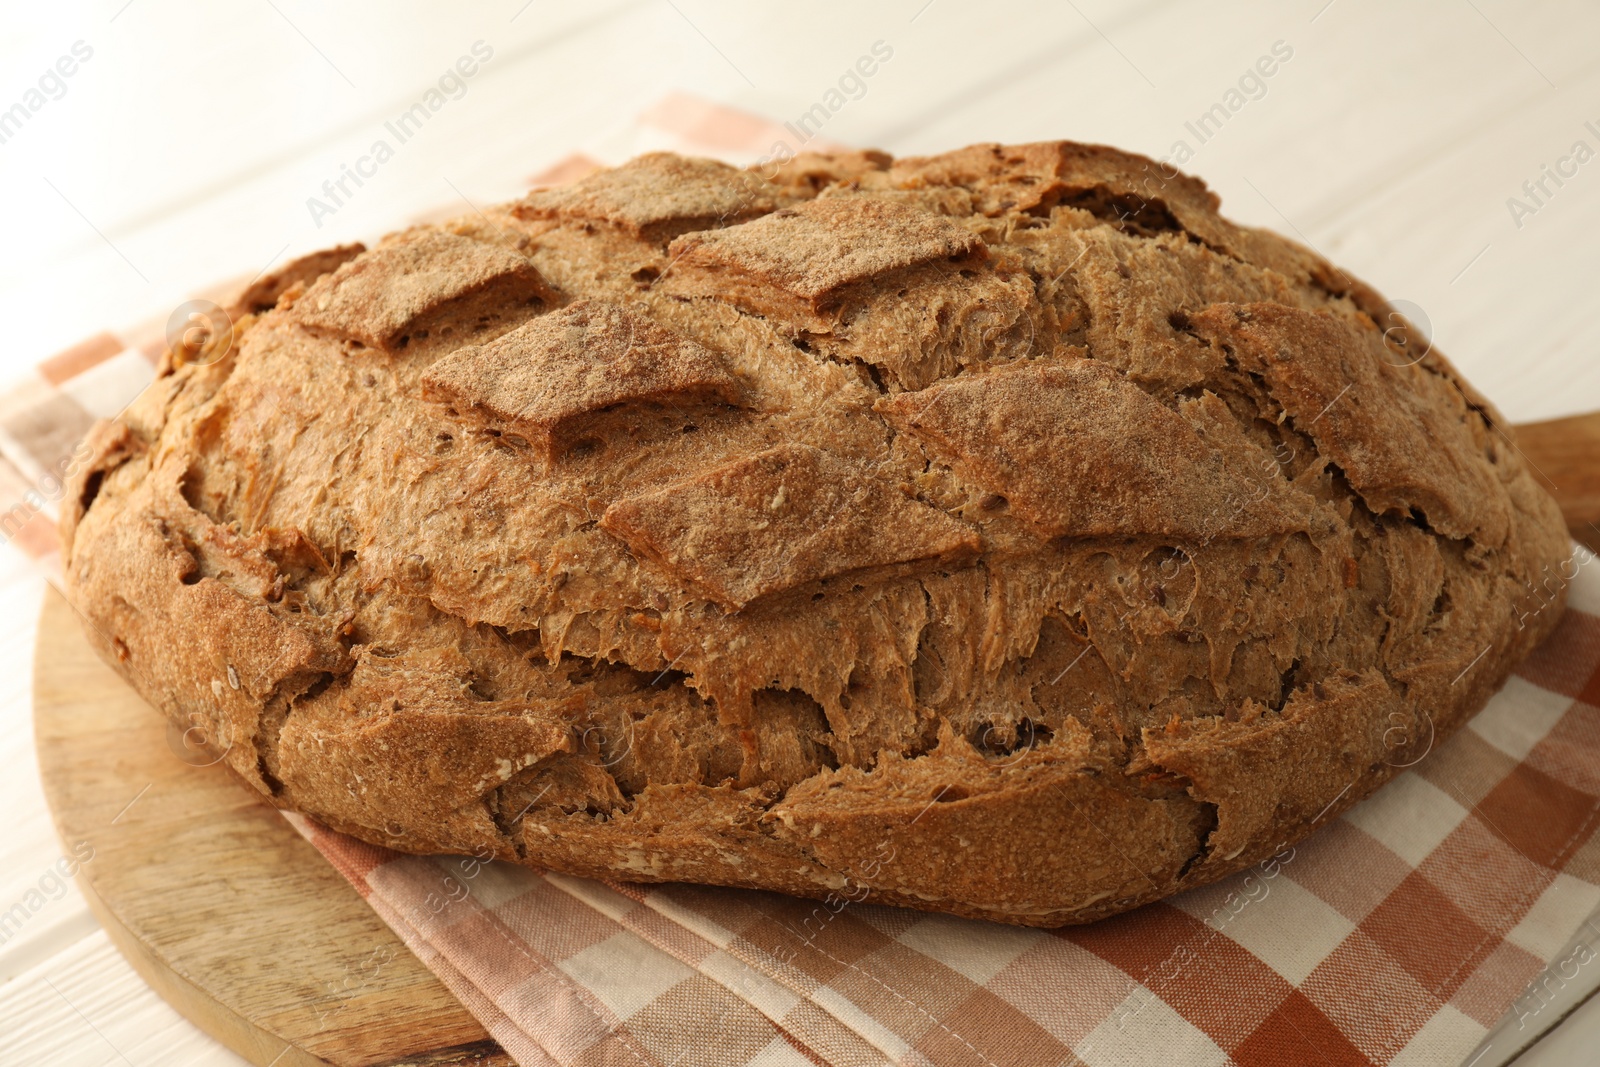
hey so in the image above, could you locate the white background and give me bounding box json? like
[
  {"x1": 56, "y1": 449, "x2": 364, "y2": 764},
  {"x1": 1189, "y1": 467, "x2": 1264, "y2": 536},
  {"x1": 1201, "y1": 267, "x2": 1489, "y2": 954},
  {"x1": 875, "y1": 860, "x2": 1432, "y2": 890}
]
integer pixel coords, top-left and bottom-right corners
[{"x1": 1, "y1": 2, "x2": 1598, "y2": 1064}]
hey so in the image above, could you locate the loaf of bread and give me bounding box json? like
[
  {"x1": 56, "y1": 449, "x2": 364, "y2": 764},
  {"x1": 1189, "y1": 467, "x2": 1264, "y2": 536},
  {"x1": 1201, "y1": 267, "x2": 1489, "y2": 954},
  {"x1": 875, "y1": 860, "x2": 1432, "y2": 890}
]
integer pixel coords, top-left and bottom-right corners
[{"x1": 62, "y1": 141, "x2": 1570, "y2": 926}]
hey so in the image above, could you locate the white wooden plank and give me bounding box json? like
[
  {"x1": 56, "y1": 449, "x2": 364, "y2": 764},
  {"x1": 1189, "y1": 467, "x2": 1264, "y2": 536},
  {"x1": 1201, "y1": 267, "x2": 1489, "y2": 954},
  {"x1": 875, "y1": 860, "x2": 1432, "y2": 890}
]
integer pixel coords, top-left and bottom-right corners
[
  {"x1": 0, "y1": 567, "x2": 84, "y2": 987},
  {"x1": 1309, "y1": 57, "x2": 1600, "y2": 424},
  {"x1": 0, "y1": 930, "x2": 248, "y2": 1066}
]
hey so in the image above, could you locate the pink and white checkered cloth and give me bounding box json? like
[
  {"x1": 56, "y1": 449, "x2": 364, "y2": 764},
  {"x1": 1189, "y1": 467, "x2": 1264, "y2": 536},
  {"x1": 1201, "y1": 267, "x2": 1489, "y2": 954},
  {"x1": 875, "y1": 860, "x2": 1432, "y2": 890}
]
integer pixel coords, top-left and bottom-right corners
[{"x1": 9, "y1": 96, "x2": 1600, "y2": 1067}]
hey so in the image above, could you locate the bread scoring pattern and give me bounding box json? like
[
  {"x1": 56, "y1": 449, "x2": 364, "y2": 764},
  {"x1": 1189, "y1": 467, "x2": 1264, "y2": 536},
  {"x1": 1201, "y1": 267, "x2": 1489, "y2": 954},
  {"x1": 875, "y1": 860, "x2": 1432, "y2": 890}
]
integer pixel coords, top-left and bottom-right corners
[
  {"x1": 297, "y1": 229, "x2": 557, "y2": 350},
  {"x1": 600, "y1": 442, "x2": 981, "y2": 610},
  {"x1": 421, "y1": 299, "x2": 749, "y2": 463},
  {"x1": 62, "y1": 143, "x2": 1570, "y2": 926},
  {"x1": 877, "y1": 357, "x2": 1314, "y2": 540}
]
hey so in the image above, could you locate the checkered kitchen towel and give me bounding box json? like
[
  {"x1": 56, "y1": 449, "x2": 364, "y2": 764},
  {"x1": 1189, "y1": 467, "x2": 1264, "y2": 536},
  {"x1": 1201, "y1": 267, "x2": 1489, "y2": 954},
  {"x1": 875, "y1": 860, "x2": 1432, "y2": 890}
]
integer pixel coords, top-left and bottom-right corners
[{"x1": 11, "y1": 96, "x2": 1600, "y2": 1066}]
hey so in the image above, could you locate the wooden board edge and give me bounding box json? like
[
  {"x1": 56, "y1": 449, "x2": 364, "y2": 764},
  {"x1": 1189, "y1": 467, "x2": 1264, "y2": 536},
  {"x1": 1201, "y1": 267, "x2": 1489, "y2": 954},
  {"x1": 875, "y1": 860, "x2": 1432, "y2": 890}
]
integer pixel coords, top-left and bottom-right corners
[
  {"x1": 34, "y1": 587, "x2": 328, "y2": 1066},
  {"x1": 370, "y1": 1041, "x2": 518, "y2": 1067},
  {"x1": 34, "y1": 588, "x2": 512, "y2": 1067},
  {"x1": 1512, "y1": 411, "x2": 1600, "y2": 554},
  {"x1": 68, "y1": 863, "x2": 329, "y2": 1067}
]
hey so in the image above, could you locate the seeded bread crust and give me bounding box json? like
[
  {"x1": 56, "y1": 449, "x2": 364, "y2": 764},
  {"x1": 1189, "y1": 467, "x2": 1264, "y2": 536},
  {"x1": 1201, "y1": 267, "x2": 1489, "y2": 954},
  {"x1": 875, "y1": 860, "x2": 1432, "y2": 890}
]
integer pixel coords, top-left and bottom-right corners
[{"x1": 62, "y1": 142, "x2": 1570, "y2": 926}]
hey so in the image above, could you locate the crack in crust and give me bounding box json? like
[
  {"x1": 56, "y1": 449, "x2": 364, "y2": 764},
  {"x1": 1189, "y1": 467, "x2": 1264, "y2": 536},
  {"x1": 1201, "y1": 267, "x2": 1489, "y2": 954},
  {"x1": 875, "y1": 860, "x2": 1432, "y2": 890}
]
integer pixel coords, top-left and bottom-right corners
[{"x1": 61, "y1": 140, "x2": 1572, "y2": 927}]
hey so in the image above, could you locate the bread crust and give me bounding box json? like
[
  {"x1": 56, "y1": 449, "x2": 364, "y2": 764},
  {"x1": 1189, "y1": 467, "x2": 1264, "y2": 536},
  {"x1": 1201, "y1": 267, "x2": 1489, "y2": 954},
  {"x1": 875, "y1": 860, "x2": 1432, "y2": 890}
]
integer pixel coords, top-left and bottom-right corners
[{"x1": 62, "y1": 143, "x2": 1571, "y2": 926}]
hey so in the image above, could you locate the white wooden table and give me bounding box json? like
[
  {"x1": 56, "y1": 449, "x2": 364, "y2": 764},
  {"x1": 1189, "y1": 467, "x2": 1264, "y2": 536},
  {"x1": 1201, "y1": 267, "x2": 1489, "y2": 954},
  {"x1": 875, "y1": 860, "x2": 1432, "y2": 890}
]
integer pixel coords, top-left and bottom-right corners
[{"x1": 3, "y1": 2, "x2": 1598, "y2": 1063}]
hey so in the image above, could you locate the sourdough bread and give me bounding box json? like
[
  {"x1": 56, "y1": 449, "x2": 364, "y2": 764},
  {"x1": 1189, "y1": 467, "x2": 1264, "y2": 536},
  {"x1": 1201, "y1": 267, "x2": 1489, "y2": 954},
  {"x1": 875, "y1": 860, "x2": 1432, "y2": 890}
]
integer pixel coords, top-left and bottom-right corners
[{"x1": 62, "y1": 142, "x2": 1570, "y2": 926}]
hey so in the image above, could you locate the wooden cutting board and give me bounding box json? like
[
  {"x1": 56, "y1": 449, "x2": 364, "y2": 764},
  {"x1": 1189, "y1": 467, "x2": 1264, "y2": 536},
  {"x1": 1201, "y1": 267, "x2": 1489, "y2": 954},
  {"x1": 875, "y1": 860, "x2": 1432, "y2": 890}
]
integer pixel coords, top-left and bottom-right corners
[
  {"x1": 1516, "y1": 411, "x2": 1600, "y2": 553},
  {"x1": 31, "y1": 412, "x2": 1600, "y2": 1067},
  {"x1": 32, "y1": 587, "x2": 512, "y2": 1067}
]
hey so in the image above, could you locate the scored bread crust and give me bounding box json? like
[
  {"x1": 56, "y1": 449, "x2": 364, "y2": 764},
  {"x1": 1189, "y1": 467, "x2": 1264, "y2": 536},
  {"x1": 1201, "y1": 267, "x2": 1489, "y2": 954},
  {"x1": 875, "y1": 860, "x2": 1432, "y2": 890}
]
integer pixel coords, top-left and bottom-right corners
[{"x1": 62, "y1": 142, "x2": 1570, "y2": 926}]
